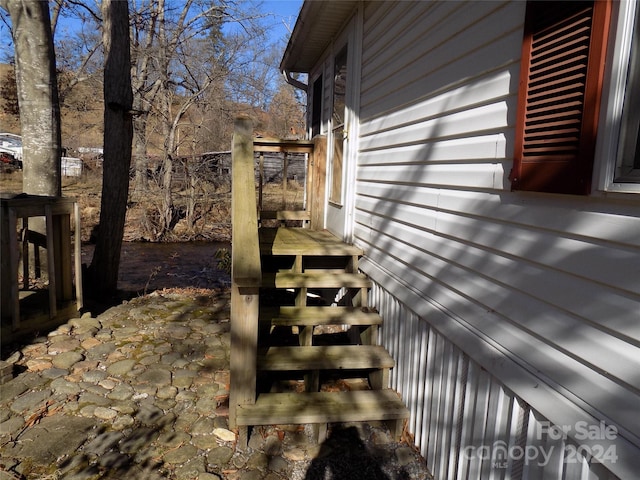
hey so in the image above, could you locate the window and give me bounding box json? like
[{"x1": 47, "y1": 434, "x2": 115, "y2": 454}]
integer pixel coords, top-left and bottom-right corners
[
  {"x1": 511, "y1": 1, "x2": 612, "y2": 195},
  {"x1": 329, "y1": 46, "x2": 348, "y2": 205},
  {"x1": 612, "y1": 6, "x2": 640, "y2": 184},
  {"x1": 311, "y1": 76, "x2": 323, "y2": 138}
]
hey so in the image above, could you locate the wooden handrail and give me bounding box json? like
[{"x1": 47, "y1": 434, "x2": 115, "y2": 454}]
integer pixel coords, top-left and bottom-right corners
[
  {"x1": 229, "y1": 123, "x2": 324, "y2": 438},
  {"x1": 231, "y1": 116, "x2": 261, "y2": 287},
  {"x1": 253, "y1": 138, "x2": 314, "y2": 154}
]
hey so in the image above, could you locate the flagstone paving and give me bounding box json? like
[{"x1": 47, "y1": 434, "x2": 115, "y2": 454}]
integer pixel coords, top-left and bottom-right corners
[{"x1": 0, "y1": 290, "x2": 432, "y2": 480}]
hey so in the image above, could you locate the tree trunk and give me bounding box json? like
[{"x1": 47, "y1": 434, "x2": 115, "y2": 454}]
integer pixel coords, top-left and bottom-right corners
[
  {"x1": 87, "y1": 0, "x2": 133, "y2": 297},
  {"x1": 3, "y1": 0, "x2": 61, "y2": 196},
  {"x1": 2, "y1": 0, "x2": 62, "y2": 282},
  {"x1": 157, "y1": 0, "x2": 175, "y2": 240}
]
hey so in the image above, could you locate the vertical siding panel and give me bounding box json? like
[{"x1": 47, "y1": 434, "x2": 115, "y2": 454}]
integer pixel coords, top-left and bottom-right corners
[
  {"x1": 457, "y1": 359, "x2": 477, "y2": 480},
  {"x1": 396, "y1": 297, "x2": 407, "y2": 394},
  {"x1": 476, "y1": 371, "x2": 494, "y2": 479},
  {"x1": 399, "y1": 308, "x2": 412, "y2": 429},
  {"x1": 488, "y1": 386, "x2": 514, "y2": 480},
  {"x1": 524, "y1": 412, "x2": 553, "y2": 480},
  {"x1": 436, "y1": 341, "x2": 459, "y2": 479},
  {"x1": 418, "y1": 323, "x2": 433, "y2": 458},
  {"x1": 382, "y1": 291, "x2": 397, "y2": 391},
  {"x1": 391, "y1": 298, "x2": 401, "y2": 392},
  {"x1": 483, "y1": 381, "x2": 503, "y2": 476},
  {"x1": 449, "y1": 349, "x2": 467, "y2": 480},
  {"x1": 542, "y1": 431, "x2": 565, "y2": 479},
  {"x1": 407, "y1": 311, "x2": 421, "y2": 436},
  {"x1": 470, "y1": 366, "x2": 493, "y2": 479},
  {"x1": 414, "y1": 316, "x2": 429, "y2": 448},
  {"x1": 426, "y1": 332, "x2": 444, "y2": 470},
  {"x1": 562, "y1": 445, "x2": 590, "y2": 480},
  {"x1": 508, "y1": 399, "x2": 529, "y2": 478}
]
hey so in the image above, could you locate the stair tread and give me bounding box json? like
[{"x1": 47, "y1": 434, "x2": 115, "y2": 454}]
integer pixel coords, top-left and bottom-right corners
[
  {"x1": 235, "y1": 389, "x2": 409, "y2": 426},
  {"x1": 267, "y1": 306, "x2": 383, "y2": 326},
  {"x1": 261, "y1": 271, "x2": 371, "y2": 288},
  {"x1": 258, "y1": 345, "x2": 395, "y2": 370},
  {"x1": 259, "y1": 227, "x2": 364, "y2": 256}
]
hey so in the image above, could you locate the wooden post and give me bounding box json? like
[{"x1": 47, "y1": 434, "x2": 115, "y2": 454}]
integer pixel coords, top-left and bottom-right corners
[
  {"x1": 21, "y1": 218, "x2": 29, "y2": 290},
  {"x1": 259, "y1": 152, "x2": 264, "y2": 213},
  {"x1": 282, "y1": 152, "x2": 288, "y2": 209},
  {"x1": 45, "y1": 205, "x2": 57, "y2": 318},
  {"x1": 74, "y1": 202, "x2": 83, "y2": 311},
  {"x1": 229, "y1": 116, "x2": 261, "y2": 445},
  {"x1": 310, "y1": 135, "x2": 327, "y2": 230},
  {"x1": 7, "y1": 208, "x2": 20, "y2": 329},
  {"x1": 52, "y1": 210, "x2": 73, "y2": 302}
]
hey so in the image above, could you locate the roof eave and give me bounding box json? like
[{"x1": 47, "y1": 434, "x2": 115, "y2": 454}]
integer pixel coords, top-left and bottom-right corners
[{"x1": 280, "y1": 1, "x2": 359, "y2": 74}]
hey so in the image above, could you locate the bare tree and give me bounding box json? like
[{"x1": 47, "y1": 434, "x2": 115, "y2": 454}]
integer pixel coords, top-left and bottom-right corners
[
  {"x1": 86, "y1": 0, "x2": 133, "y2": 296},
  {"x1": 128, "y1": 0, "x2": 231, "y2": 239},
  {"x1": 0, "y1": 63, "x2": 19, "y2": 116},
  {"x1": 268, "y1": 75, "x2": 305, "y2": 139},
  {"x1": 0, "y1": 0, "x2": 61, "y2": 196}
]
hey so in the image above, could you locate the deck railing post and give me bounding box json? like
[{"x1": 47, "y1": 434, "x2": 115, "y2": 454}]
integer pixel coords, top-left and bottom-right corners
[
  {"x1": 310, "y1": 135, "x2": 327, "y2": 230},
  {"x1": 229, "y1": 116, "x2": 261, "y2": 437}
]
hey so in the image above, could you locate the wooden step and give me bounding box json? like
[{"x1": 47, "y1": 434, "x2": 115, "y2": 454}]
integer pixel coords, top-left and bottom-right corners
[
  {"x1": 235, "y1": 389, "x2": 409, "y2": 426},
  {"x1": 259, "y1": 227, "x2": 364, "y2": 256},
  {"x1": 268, "y1": 306, "x2": 383, "y2": 327},
  {"x1": 257, "y1": 345, "x2": 395, "y2": 371},
  {"x1": 261, "y1": 271, "x2": 370, "y2": 289}
]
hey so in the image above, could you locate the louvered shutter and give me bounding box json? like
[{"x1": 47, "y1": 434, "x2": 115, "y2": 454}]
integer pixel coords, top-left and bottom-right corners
[{"x1": 511, "y1": 1, "x2": 611, "y2": 195}]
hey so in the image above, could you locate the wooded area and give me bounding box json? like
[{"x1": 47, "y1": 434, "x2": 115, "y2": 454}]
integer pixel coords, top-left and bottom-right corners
[{"x1": 0, "y1": 0, "x2": 305, "y2": 295}]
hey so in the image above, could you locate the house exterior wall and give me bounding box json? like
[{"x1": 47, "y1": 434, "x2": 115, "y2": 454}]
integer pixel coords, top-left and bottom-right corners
[
  {"x1": 339, "y1": 1, "x2": 640, "y2": 479},
  {"x1": 372, "y1": 283, "x2": 621, "y2": 480}
]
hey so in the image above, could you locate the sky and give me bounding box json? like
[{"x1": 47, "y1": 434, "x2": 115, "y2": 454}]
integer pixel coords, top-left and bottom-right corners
[
  {"x1": 0, "y1": 0, "x2": 304, "y2": 62},
  {"x1": 263, "y1": 0, "x2": 303, "y2": 42}
]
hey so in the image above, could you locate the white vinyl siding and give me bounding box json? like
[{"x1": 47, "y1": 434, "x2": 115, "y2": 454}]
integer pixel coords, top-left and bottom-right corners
[
  {"x1": 352, "y1": 1, "x2": 640, "y2": 479},
  {"x1": 373, "y1": 283, "x2": 622, "y2": 480}
]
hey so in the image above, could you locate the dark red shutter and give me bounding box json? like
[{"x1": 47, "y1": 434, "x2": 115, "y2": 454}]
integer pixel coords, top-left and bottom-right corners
[{"x1": 511, "y1": 1, "x2": 611, "y2": 195}]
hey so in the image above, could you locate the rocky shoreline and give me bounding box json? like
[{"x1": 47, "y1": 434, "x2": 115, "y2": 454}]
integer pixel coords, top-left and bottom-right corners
[{"x1": 0, "y1": 289, "x2": 432, "y2": 479}]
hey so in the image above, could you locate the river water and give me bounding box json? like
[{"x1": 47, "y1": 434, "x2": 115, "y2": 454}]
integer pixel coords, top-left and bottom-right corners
[{"x1": 81, "y1": 241, "x2": 231, "y2": 293}]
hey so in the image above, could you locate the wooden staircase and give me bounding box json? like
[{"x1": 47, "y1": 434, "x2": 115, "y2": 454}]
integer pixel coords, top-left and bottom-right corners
[
  {"x1": 233, "y1": 227, "x2": 409, "y2": 445},
  {"x1": 228, "y1": 119, "x2": 408, "y2": 448}
]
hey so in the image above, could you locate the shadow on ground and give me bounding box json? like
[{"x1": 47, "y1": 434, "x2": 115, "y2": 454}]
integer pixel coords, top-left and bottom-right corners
[{"x1": 305, "y1": 425, "x2": 411, "y2": 480}]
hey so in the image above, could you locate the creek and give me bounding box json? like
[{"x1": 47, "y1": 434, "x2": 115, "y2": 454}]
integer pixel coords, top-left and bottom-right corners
[{"x1": 81, "y1": 241, "x2": 231, "y2": 293}]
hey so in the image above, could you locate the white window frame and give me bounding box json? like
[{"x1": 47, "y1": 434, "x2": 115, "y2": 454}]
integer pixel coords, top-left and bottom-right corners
[{"x1": 595, "y1": 0, "x2": 640, "y2": 193}]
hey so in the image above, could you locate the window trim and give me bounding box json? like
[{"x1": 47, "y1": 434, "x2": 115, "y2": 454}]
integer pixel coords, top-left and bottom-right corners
[{"x1": 594, "y1": 0, "x2": 640, "y2": 193}]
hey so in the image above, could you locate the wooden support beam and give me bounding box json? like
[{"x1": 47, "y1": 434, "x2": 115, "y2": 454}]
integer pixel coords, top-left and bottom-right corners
[
  {"x1": 21, "y1": 218, "x2": 29, "y2": 290},
  {"x1": 45, "y1": 205, "x2": 57, "y2": 318},
  {"x1": 8, "y1": 208, "x2": 19, "y2": 330},
  {"x1": 74, "y1": 202, "x2": 83, "y2": 311}
]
